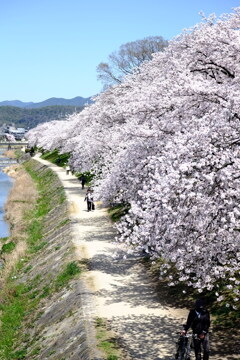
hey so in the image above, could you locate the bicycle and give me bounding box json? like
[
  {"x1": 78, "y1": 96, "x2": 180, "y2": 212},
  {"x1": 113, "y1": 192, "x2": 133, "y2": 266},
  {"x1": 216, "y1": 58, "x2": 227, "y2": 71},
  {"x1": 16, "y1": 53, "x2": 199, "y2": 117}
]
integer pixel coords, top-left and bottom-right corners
[
  {"x1": 175, "y1": 332, "x2": 192, "y2": 360},
  {"x1": 175, "y1": 332, "x2": 209, "y2": 360}
]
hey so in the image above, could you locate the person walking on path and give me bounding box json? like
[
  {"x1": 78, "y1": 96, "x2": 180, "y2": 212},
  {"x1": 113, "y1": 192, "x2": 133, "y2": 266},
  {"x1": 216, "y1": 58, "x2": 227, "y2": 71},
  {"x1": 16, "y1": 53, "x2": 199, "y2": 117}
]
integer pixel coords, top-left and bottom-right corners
[
  {"x1": 84, "y1": 188, "x2": 94, "y2": 212},
  {"x1": 79, "y1": 174, "x2": 86, "y2": 189},
  {"x1": 182, "y1": 298, "x2": 210, "y2": 360},
  {"x1": 91, "y1": 190, "x2": 95, "y2": 211},
  {"x1": 66, "y1": 164, "x2": 71, "y2": 175}
]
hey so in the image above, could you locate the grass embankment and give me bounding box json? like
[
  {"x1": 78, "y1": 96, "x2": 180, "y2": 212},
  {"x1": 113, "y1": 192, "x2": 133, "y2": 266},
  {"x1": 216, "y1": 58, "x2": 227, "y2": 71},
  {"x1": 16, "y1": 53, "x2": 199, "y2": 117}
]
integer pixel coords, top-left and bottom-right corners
[
  {"x1": 95, "y1": 318, "x2": 120, "y2": 360},
  {"x1": 0, "y1": 160, "x2": 82, "y2": 359}
]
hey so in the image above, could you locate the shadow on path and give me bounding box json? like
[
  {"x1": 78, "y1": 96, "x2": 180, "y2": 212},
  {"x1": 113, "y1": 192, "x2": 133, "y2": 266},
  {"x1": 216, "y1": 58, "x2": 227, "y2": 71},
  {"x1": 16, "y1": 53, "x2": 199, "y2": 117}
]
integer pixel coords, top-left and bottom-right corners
[{"x1": 111, "y1": 314, "x2": 180, "y2": 360}]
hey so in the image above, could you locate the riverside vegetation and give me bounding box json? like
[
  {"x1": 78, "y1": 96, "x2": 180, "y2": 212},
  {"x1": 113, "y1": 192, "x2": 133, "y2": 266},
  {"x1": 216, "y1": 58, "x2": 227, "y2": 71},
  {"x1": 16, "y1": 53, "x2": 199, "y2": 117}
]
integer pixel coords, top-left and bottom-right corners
[{"x1": 0, "y1": 159, "x2": 93, "y2": 360}]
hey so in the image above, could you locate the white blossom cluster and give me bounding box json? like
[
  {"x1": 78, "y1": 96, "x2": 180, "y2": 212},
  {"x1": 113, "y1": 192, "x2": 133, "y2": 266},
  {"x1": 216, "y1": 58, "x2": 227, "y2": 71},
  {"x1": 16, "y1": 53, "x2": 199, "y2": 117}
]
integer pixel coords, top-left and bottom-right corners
[{"x1": 27, "y1": 9, "x2": 240, "y2": 306}]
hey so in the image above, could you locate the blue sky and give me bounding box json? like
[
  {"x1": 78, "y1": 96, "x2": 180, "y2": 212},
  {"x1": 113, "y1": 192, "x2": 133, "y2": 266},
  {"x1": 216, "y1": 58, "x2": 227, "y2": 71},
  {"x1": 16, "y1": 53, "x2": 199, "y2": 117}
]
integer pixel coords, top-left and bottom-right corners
[{"x1": 0, "y1": 0, "x2": 239, "y2": 102}]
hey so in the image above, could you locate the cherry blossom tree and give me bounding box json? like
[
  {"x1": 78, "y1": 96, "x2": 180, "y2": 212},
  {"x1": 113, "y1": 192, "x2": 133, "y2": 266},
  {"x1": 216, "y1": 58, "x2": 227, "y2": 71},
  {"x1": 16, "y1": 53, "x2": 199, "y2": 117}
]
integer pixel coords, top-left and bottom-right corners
[{"x1": 26, "y1": 9, "x2": 240, "y2": 306}]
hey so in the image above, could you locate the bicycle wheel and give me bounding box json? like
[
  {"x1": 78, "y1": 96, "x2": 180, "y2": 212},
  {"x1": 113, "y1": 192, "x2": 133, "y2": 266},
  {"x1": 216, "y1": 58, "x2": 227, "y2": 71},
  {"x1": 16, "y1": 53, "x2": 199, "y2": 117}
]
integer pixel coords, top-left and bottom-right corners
[
  {"x1": 184, "y1": 338, "x2": 192, "y2": 360},
  {"x1": 175, "y1": 349, "x2": 184, "y2": 360},
  {"x1": 175, "y1": 349, "x2": 188, "y2": 360},
  {"x1": 175, "y1": 336, "x2": 188, "y2": 360}
]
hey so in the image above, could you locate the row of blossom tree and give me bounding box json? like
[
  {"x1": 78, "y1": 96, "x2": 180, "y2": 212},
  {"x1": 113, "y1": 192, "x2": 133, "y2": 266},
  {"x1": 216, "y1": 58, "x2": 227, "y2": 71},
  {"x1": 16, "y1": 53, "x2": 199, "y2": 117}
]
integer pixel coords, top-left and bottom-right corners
[{"x1": 27, "y1": 9, "x2": 240, "y2": 308}]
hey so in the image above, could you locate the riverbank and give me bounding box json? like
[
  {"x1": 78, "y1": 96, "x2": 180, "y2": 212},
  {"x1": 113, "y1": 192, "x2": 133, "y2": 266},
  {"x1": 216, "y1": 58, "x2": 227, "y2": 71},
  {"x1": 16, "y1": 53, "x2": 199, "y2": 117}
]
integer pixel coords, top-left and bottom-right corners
[
  {"x1": 0, "y1": 164, "x2": 37, "y2": 287},
  {"x1": 0, "y1": 171, "x2": 13, "y2": 239},
  {"x1": 0, "y1": 159, "x2": 98, "y2": 359},
  {"x1": 0, "y1": 150, "x2": 16, "y2": 239}
]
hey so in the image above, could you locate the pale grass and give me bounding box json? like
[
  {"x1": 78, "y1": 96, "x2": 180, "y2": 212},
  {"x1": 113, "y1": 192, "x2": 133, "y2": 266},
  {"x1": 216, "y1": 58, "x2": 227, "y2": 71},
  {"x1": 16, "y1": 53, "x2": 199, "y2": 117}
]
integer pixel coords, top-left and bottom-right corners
[
  {"x1": 0, "y1": 165, "x2": 38, "y2": 287},
  {"x1": 3, "y1": 150, "x2": 16, "y2": 159}
]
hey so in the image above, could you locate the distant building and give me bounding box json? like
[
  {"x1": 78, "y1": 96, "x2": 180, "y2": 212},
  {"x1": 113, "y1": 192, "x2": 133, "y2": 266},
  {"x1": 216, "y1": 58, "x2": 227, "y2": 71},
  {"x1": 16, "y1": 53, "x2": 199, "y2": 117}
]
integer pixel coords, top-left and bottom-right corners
[{"x1": 8, "y1": 127, "x2": 26, "y2": 140}]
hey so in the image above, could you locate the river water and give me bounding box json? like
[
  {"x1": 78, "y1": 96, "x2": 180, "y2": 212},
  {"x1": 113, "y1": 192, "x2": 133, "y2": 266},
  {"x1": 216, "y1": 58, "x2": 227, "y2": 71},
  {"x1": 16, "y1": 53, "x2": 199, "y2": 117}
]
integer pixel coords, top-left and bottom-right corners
[{"x1": 0, "y1": 150, "x2": 14, "y2": 238}]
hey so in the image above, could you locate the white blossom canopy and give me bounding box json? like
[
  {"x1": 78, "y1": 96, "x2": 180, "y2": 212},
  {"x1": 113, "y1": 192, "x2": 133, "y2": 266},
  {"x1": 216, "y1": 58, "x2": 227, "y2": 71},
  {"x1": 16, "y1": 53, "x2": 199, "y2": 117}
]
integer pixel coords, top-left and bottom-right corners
[{"x1": 26, "y1": 9, "x2": 240, "y2": 306}]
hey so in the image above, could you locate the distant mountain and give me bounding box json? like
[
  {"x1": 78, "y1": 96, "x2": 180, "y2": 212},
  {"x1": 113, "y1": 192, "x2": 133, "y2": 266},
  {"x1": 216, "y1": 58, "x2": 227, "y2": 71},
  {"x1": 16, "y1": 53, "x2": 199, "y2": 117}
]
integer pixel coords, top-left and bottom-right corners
[
  {"x1": 0, "y1": 100, "x2": 34, "y2": 108},
  {"x1": 0, "y1": 96, "x2": 93, "y2": 109},
  {"x1": 0, "y1": 105, "x2": 84, "y2": 129}
]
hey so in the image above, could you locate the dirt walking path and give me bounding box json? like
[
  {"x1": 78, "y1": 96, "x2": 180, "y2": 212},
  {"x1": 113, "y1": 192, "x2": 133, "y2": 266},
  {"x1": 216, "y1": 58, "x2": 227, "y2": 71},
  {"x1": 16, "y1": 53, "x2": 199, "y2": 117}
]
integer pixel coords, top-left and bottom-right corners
[{"x1": 33, "y1": 156, "x2": 227, "y2": 360}]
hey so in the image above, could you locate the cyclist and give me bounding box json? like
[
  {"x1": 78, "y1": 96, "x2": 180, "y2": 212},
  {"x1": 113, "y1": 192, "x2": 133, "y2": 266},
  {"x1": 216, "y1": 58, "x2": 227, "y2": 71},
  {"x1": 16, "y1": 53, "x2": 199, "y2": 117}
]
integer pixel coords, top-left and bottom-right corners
[{"x1": 182, "y1": 299, "x2": 210, "y2": 360}]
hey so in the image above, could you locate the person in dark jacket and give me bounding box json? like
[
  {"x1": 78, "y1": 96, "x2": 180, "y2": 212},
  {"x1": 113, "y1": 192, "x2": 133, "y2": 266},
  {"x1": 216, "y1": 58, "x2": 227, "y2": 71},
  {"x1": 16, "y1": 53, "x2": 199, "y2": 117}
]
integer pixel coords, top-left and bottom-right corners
[
  {"x1": 79, "y1": 175, "x2": 86, "y2": 189},
  {"x1": 182, "y1": 299, "x2": 210, "y2": 360}
]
